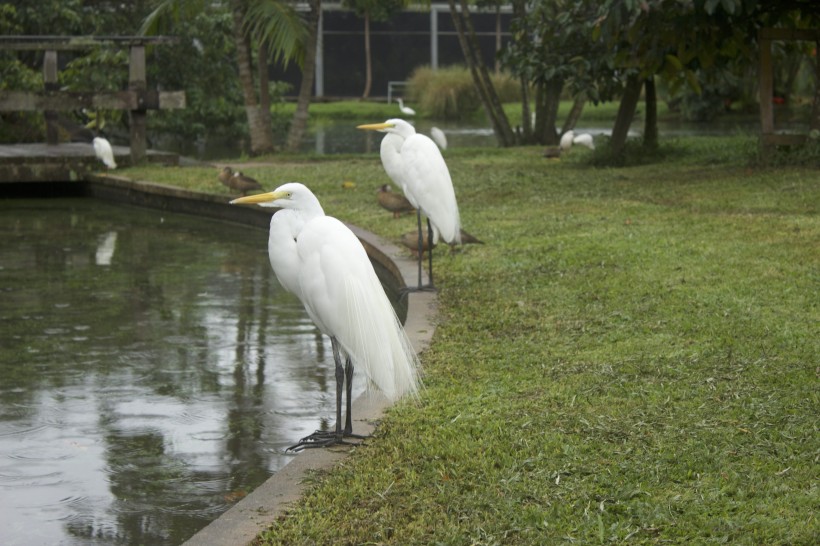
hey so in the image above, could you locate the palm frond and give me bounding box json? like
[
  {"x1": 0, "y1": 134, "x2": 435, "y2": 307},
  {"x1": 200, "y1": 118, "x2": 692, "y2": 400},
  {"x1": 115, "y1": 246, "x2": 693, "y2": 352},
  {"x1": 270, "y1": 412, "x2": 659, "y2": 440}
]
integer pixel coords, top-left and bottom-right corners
[{"x1": 243, "y1": 1, "x2": 309, "y2": 68}]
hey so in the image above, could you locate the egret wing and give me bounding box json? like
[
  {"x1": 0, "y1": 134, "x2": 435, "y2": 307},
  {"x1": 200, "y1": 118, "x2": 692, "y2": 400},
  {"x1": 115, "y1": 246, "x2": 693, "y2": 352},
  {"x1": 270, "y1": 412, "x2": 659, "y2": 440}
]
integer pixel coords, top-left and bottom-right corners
[{"x1": 401, "y1": 134, "x2": 461, "y2": 244}]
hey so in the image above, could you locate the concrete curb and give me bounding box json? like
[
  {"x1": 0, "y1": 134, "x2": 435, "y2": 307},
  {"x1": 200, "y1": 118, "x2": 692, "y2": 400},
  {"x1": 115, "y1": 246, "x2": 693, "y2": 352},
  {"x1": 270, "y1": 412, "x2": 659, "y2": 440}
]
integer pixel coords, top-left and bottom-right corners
[{"x1": 81, "y1": 173, "x2": 438, "y2": 546}]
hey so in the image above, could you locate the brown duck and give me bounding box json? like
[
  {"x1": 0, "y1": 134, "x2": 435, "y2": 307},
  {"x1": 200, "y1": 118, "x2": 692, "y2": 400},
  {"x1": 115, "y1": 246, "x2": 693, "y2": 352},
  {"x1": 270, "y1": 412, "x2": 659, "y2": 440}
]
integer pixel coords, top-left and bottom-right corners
[
  {"x1": 377, "y1": 184, "x2": 415, "y2": 218},
  {"x1": 400, "y1": 229, "x2": 484, "y2": 257},
  {"x1": 218, "y1": 166, "x2": 263, "y2": 196}
]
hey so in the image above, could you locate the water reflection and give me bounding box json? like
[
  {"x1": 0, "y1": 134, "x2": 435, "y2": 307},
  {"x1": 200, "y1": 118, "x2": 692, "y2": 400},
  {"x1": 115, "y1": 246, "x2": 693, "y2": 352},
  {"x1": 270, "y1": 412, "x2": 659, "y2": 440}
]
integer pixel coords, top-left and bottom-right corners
[
  {"x1": 0, "y1": 199, "x2": 363, "y2": 545},
  {"x1": 154, "y1": 116, "x2": 772, "y2": 160}
]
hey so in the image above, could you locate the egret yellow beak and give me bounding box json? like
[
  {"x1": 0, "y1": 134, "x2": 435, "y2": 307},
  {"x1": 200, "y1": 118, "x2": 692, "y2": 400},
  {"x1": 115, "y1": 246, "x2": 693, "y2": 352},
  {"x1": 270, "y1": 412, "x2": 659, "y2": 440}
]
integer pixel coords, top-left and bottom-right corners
[
  {"x1": 357, "y1": 122, "x2": 393, "y2": 131},
  {"x1": 230, "y1": 190, "x2": 287, "y2": 205}
]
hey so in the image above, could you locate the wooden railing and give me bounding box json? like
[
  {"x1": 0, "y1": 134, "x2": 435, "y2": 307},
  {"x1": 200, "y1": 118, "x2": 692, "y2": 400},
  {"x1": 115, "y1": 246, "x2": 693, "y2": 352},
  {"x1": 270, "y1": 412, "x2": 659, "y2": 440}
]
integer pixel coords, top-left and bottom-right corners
[{"x1": 0, "y1": 36, "x2": 186, "y2": 162}]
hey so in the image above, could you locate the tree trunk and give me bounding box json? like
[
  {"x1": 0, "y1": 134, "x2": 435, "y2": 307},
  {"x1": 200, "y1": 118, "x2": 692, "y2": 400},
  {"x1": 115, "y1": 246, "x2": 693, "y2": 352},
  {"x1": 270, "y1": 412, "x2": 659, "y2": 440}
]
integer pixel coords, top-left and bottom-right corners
[
  {"x1": 811, "y1": 39, "x2": 820, "y2": 132},
  {"x1": 643, "y1": 76, "x2": 658, "y2": 150},
  {"x1": 362, "y1": 11, "x2": 372, "y2": 99},
  {"x1": 231, "y1": 0, "x2": 273, "y2": 155},
  {"x1": 561, "y1": 95, "x2": 586, "y2": 135},
  {"x1": 519, "y1": 76, "x2": 532, "y2": 142},
  {"x1": 449, "y1": 0, "x2": 516, "y2": 147},
  {"x1": 286, "y1": 0, "x2": 321, "y2": 152},
  {"x1": 257, "y1": 41, "x2": 274, "y2": 148},
  {"x1": 539, "y1": 78, "x2": 563, "y2": 145},
  {"x1": 611, "y1": 74, "x2": 643, "y2": 158}
]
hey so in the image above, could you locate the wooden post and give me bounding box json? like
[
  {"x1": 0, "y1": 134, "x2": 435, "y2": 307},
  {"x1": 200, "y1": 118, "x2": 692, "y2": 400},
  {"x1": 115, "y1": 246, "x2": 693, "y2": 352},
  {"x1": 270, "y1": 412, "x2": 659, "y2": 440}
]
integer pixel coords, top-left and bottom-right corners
[
  {"x1": 43, "y1": 50, "x2": 58, "y2": 145},
  {"x1": 129, "y1": 45, "x2": 147, "y2": 163}
]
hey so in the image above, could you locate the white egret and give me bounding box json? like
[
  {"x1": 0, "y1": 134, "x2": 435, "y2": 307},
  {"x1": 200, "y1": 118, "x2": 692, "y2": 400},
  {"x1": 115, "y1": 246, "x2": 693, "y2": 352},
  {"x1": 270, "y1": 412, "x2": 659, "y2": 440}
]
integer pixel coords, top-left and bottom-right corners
[
  {"x1": 92, "y1": 136, "x2": 116, "y2": 169},
  {"x1": 572, "y1": 133, "x2": 595, "y2": 150},
  {"x1": 559, "y1": 130, "x2": 575, "y2": 153},
  {"x1": 357, "y1": 118, "x2": 461, "y2": 291},
  {"x1": 430, "y1": 126, "x2": 448, "y2": 150},
  {"x1": 396, "y1": 98, "x2": 416, "y2": 116},
  {"x1": 230, "y1": 183, "x2": 421, "y2": 450},
  {"x1": 217, "y1": 166, "x2": 262, "y2": 195}
]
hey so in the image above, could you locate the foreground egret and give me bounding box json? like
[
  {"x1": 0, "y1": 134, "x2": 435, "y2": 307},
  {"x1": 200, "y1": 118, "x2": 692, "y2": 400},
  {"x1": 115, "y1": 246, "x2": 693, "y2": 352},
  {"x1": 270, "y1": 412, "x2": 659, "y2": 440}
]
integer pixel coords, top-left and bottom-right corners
[
  {"x1": 396, "y1": 98, "x2": 416, "y2": 116},
  {"x1": 92, "y1": 137, "x2": 116, "y2": 169},
  {"x1": 357, "y1": 118, "x2": 461, "y2": 290},
  {"x1": 231, "y1": 183, "x2": 421, "y2": 450}
]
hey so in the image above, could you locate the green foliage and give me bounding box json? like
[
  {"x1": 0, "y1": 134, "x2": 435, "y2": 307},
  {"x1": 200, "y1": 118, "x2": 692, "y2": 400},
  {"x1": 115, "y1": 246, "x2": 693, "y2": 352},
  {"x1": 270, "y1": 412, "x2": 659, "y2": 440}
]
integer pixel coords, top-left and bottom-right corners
[
  {"x1": 407, "y1": 65, "x2": 520, "y2": 120},
  {"x1": 146, "y1": 7, "x2": 247, "y2": 139}
]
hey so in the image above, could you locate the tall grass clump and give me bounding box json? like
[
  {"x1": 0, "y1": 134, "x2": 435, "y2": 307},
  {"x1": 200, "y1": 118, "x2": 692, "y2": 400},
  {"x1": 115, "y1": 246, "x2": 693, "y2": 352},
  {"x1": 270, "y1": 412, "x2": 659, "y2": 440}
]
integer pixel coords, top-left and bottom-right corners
[{"x1": 407, "y1": 65, "x2": 519, "y2": 120}]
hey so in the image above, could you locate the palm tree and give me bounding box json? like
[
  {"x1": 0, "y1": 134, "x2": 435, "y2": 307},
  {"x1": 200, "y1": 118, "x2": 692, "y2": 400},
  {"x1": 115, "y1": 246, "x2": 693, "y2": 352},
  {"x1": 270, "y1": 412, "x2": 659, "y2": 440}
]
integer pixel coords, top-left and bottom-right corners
[{"x1": 141, "y1": 0, "x2": 306, "y2": 155}]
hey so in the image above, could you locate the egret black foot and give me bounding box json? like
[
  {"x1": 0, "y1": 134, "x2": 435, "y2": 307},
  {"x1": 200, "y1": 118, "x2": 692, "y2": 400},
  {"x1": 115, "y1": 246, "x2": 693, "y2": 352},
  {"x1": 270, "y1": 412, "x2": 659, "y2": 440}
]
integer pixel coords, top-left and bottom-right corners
[{"x1": 286, "y1": 430, "x2": 366, "y2": 452}]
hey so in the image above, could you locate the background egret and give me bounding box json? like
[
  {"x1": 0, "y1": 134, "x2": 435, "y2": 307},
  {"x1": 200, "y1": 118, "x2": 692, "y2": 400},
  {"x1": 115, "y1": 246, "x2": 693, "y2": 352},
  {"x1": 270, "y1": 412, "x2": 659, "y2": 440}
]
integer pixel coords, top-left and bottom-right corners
[
  {"x1": 92, "y1": 136, "x2": 116, "y2": 169},
  {"x1": 230, "y1": 183, "x2": 421, "y2": 450},
  {"x1": 430, "y1": 127, "x2": 448, "y2": 150},
  {"x1": 396, "y1": 98, "x2": 416, "y2": 116},
  {"x1": 572, "y1": 133, "x2": 595, "y2": 150},
  {"x1": 559, "y1": 130, "x2": 575, "y2": 152},
  {"x1": 357, "y1": 118, "x2": 461, "y2": 290}
]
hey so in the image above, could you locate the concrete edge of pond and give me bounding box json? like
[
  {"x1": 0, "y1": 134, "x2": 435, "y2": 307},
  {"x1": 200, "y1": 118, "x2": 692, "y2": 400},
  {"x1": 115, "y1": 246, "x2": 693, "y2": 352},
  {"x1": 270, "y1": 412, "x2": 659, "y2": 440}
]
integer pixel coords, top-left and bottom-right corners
[{"x1": 83, "y1": 172, "x2": 439, "y2": 546}]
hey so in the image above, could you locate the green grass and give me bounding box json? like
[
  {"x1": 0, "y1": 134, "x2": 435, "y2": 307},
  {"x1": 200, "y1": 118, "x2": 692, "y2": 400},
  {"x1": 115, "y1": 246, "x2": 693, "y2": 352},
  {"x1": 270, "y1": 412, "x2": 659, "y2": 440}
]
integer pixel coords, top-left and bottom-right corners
[{"x1": 122, "y1": 137, "x2": 819, "y2": 544}]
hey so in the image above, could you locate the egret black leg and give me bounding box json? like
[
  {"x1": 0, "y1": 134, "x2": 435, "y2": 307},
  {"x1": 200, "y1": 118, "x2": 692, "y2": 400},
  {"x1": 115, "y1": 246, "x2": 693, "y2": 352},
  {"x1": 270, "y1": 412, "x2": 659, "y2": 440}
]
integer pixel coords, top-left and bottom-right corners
[
  {"x1": 426, "y1": 218, "x2": 435, "y2": 287},
  {"x1": 287, "y1": 340, "x2": 363, "y2": 451},
  {"x1": 400, "y1": 210, "x2": 436, "y2": 294},
  {"x1": 416, "y1": 209, "x2": 424, "y2": 287}
]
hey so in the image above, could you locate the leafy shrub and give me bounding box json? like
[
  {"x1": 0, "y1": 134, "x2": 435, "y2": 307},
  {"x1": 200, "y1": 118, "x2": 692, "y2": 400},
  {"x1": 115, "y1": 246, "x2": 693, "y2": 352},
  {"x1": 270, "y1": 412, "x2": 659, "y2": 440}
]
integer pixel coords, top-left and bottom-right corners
[{"x1": 407, "y1": 65, "x2": 520, "y2": 120}]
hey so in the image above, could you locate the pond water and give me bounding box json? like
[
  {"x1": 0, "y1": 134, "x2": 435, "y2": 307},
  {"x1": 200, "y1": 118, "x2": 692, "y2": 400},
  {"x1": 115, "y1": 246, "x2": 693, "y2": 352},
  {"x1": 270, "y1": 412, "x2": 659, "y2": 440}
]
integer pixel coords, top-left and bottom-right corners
[
  {"x1": 0, "y1": 198, "x2": 378, "y2": 545},
  {"x1": 154, "y1": 115, "x2": 770, "y2": 160}
]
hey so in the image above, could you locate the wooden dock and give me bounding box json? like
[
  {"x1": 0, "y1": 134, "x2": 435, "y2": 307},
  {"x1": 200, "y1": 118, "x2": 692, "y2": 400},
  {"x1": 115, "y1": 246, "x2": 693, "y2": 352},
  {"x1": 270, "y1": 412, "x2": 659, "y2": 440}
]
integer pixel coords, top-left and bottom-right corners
[{"x1": 0, "y1": 142, "x2": 178, "y2": 183}]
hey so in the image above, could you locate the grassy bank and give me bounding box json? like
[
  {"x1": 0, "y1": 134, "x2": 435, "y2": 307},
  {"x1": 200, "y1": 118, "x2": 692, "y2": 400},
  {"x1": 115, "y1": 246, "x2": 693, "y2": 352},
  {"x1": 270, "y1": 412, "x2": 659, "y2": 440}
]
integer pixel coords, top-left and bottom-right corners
[{"x1": 124, "y1": 136, "x2": 818, "y2": 544}]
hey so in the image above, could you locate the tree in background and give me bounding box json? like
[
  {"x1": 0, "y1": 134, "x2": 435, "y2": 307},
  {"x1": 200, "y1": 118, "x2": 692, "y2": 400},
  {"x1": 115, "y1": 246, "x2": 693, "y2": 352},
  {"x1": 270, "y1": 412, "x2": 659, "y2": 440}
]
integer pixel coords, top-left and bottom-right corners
[
  {"x1": 501, "y1": 0, "x2": 610, "y2": 146},
  {"x1": 342, "y1": 0, "x2": 407, "y2": 99},
  {"x1": 448, "y1": 0, "x2": 515, "y2": 146},
  {"x1": 142, "y1": 0, "x2": 306, "y2": 155},
  {"x1": 285, "y1": 0, "x2": 320, "y2": 152}
]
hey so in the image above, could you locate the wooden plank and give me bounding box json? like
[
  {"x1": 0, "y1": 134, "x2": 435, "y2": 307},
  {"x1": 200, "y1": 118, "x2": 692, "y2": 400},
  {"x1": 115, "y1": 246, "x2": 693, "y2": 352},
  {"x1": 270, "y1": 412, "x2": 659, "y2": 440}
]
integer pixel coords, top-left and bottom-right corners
[
  {"x1": 0, "y1": 90, "x2": 185, "y2": 111},
  {"x1": 44, "y1": 50, "x2": 59, "y2": 145},
  {"x1": 129, "y1": 45, "x2": 147, "y2": 163},
  {"x1": 0, "y1": 35, "x2": 179, "y2": 51}
]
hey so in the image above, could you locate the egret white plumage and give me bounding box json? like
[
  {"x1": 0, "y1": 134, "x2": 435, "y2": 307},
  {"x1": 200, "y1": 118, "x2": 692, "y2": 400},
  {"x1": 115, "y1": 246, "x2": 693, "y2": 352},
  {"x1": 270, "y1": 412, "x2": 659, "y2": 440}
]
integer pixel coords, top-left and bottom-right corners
[
  {"x1": 559, "y1": 130, "x2": 575, "y2": 152},
  {"x1": 230, "y1": 183, "x2": 421, "y2": 450},
  {"x1": 357, "y1": 118, "x2": 461, "y2": 290},
  {"x1": 572, "y1": 133, "x2": 595, "y2": 150},
  {"x1": 396, "y1": 98, "x2": 416, "y2": 116},
  {"x1": 430, "y1": 126, "x2": 448, "y2": 150},
  {"x1": 92, "y1": 137, "x2": 116, "y2": 169}
]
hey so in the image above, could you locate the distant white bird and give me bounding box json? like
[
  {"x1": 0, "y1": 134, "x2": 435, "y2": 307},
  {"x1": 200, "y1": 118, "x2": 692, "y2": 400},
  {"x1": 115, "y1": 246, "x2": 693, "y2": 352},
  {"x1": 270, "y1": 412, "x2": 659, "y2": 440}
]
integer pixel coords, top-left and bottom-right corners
[
  {"x1": 230, "y1": 183, "x2": 421, "y2": 450},
  {"x1": 430, "y1": 127, "x2": 448, "y2": 150},
  {"x1": 572, "y1": 133, "x2": 595, "y2": 150},
  {"x1": 93, "y1": 137, "x2": 116, "y2": 169},
  {"x1": 396, "y1": 98, "x2": 416, "y2": 116},
  {"x1": 559, "y1": 130, "x2": 575, "y2": 152}
]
